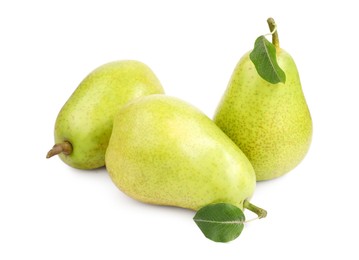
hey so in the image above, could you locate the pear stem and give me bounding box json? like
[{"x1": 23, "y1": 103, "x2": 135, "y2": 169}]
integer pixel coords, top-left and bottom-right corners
[
  {"x1": 46, "y1": 141, "x2": 73, "y2": 158},
  {"x1": 243, "y1": 200, "x2": 267, "y2": 219},
  {"x1": 267, "y1": 17, "x2": 280, "y2": 49}
]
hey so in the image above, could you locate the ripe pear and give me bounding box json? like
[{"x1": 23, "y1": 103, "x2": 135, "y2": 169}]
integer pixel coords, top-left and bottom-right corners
[
  {"x1": 105, "y1": 95, "x2": 256, "y2": 210},
  {"x1": 214, "y1": 18, "x2": 312, "y2": 181},
  {"x1": 47, "y1": 60, "x2": 164, "y2": 169}
]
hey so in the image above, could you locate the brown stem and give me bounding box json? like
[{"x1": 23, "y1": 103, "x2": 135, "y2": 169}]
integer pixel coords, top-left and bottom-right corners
[
  {"x1": 267, "y1": 17, "x2": 280, "y2": 49},
  {"x1": 46, "y1": 141, "x2": 73, "y2": 158}
]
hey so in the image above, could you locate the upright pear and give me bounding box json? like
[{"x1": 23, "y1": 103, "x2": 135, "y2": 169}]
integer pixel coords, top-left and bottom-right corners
[
  {"x1": 214, "y1": 18, "x2": 312, "y2": 181},
  {"x1": 47, "y1": 60, "x2": 164, "y2": 169},
  {"x1": 105, "y1": 95, "x2": 256, "y2": 210}
]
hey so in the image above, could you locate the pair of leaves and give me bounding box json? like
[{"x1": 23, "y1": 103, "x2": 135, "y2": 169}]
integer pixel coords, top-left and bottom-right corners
[
  {"x1": 249, "y1": 35, "x2": 286, "y2": 84},
  {"x1": 193, "y1": 203, "x2": 245, "y2": 243},
  {"x1": 194, "y1": 26, "x2": 279, "y2": 244}
]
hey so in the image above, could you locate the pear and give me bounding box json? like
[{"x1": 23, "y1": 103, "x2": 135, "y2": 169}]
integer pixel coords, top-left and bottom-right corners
[
  {"x1": 47, "y1": 60, "x2": 164, "y2": 169},
  {"x1": 214, "y1": 18, "x2": 312, "y2": 181},
  {"x1": 105, "y1": 95, "x2": 256, "y2": 210}
]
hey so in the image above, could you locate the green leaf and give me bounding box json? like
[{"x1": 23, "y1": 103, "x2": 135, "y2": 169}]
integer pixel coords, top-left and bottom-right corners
[
  {"x1": 249, "y1": 35, "x2": 286, "y2": 84},
  {"x1": 193, "y1": 203, "x2": 245, "y2": 243}
]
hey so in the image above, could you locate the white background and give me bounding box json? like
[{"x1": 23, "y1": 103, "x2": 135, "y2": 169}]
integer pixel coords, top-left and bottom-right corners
[{"x1": 1, "y1": 0, "x2": 358, "y2": 259}]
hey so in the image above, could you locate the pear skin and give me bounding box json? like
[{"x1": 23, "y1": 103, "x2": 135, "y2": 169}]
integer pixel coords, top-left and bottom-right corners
[
  {"x1": 105, "y1": 95, "x2": 256, "y2": 210},
  {"x1": 47, "y1": 60, "x2": 164, "y2": 169},
  {"x1": 214, "y1": 22, "x2": 312, "y2": 181}
]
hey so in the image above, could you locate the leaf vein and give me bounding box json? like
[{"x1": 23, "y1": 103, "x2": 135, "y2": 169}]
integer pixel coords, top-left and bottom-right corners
[
  {"x1": 261, "y1": 37, "x2": 281, "y2": 80},
  {"x1": 194, "y1": 219, "x2": 244, "y2": 225}
]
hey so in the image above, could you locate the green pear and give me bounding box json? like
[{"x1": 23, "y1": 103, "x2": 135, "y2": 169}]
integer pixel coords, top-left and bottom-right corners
[
  {"x1": 105, "y1": 95, "x2": 256, "y2": 211},
  {"x1": 47, "y1": 60, "x2": 164, "y2": 169},
  {"x1": 214, "y1": 19, "x2": 312, "y2": 181}
]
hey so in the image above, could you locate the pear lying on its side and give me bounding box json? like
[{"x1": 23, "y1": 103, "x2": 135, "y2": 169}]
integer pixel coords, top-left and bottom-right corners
[
  {"x1": 214, "y1": 18, "x2": 312, "y2": 181},
  {"x1": 105, "y1": 95, "x2": 256, "y2": 211},
  {"x1": 47, "y1": 60, "x2": 164, "y2": 169}
]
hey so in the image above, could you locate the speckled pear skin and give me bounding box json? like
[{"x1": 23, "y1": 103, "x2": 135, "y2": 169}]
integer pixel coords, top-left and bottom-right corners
[
  {"x1": 214, "y1": 49, "x2": 312, "y2": 181},
  {"x1": 105, "y1": 95, "x2": 256, "y2": 211},
  {"x1": 54, "y1": 60, "x2": 164, "y2": 169}
]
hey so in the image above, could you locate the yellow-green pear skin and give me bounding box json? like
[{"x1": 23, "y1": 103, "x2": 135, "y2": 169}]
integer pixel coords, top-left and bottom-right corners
[
  {"x1": 214, "y1": 49, "x2": 312, "y2": 181},
  {"x1": 105, "y1": 95, "x2": 256, "y2": 211},
  {"x1": 51, "y1": 60, "x2": 164, "y2": 169}
]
